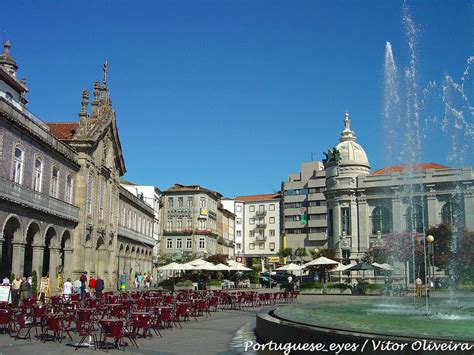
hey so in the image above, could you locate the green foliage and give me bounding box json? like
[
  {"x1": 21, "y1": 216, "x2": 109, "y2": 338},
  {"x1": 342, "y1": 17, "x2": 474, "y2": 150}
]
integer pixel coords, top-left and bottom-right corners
[
  {"x1": 175, "y1": 280, "x2": 193, "y2": 287},
  {"x1": 32, "y1": 271, "x2": 38, "y2": 294},
  {"x1": 250, "y1": 271, "x2": 260, "y2": 284},
  {"x1": 9, "y1": 273, "x2": 15, "y2": 283},
  {"x1": 158, "y1": 279, "x2": 174, "y2": 286},
  {"x1": 363, "y1": 283, "x2": 382, "y2": 291},
  {"x1": 206, "y1": 254, "x2": 228, "y2": 265},
  {"x1": 207, "y1": 280, "x2": 222, "y2": 286},
  {"x1": 327, "y1": 283, "x2": 351, "y2": 290},
  {"x1": 294, "y1": 247, "x2": 307, "y2": 260},
  {"x1": 300, "y1": 282, "x2": 323, "y2": 290}
]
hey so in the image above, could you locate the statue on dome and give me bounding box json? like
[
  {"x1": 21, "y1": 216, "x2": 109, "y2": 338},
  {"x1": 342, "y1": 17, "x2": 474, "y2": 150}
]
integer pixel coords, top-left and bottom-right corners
[{"x1": 323, "y1": 147, "x2": 341, "y2": 164}]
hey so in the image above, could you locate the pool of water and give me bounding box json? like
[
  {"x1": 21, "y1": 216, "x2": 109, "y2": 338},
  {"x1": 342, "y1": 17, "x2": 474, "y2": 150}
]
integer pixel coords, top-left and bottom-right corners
[{"x1": 273, "y1": 296, "x2": 474, "y2": 341}]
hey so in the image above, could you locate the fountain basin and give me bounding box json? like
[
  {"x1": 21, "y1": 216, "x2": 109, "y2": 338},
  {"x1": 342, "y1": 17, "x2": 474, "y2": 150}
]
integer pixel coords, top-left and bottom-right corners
[{"x1": 256, "y1": 296, "x2": 474, "y2": 354}]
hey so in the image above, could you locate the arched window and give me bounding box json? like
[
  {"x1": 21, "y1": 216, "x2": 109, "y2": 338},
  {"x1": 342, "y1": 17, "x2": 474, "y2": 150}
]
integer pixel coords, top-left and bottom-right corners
[
  {"x1": 65, "y1": 175, "x2": 73, "y2": 203},
  {"x1": 371, "y1": 206, "x2": 392, "y2": 234},
  {"x1": 33, "y1": 158, "x2": 43, "y2": 192},
  {"x1": 441, "y1": 202, "x2": 464, "y2": 228},
  {"x1": 12, "y1": 145, "x2": 24, "y2": 184},
  {"x1": 51, "y1": 167, "x2": 60, "y2": 198},
  {"x1": 406, "y1": 205, "x2": 424, "y2": 233}
]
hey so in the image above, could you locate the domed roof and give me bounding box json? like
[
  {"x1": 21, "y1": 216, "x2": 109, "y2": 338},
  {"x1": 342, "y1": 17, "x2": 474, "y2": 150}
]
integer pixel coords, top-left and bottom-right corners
[{"x1": 334, "y1": 113, "x2": 370, "y2": 168}]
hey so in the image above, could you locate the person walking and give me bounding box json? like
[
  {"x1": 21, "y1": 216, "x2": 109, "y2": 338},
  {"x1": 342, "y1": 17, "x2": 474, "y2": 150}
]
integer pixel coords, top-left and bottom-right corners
[
  {"x1": 11, "y1": 276, "x2": 22, "y2": 306},
  {"x1": 62, "y1": 278, "x2": 73, "y2": 301},
  {"x1": 80, "y1": 271, "x2": 88, "y2": 301},
  {"x1": 19, "y1": 277, "x2": 30, "y2": 303},
  {"x1": 95, "y1": 276, "x2": 104, "y2": 297},
  {"x1": 136, "y1": 273, "x2": 143, "y2": 290},
  {"x1": 415, "y1": 276, "x2": 423, "y2": 298},
  {"x1": 27, "y1": 276, "x2": 33, "y2": 299},
  {"x1": 73, "y1": 278, "x2": 82, "y2": 294},
  {"x1": 88, "y1": 275, "x2": 96, "y2": 296}
]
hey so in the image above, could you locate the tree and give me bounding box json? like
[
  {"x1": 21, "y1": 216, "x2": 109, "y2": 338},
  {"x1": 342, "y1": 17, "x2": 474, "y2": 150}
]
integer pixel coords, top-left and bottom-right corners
[
  {"x1": 278, "y1": 248, "x2": 293, "y2": 262},
  {"x1": 294, "y1": 248, "x2": 307, "y2": 262},
  {"x1": 206, "y1": 254, "x2": 228, "y2": 265}
]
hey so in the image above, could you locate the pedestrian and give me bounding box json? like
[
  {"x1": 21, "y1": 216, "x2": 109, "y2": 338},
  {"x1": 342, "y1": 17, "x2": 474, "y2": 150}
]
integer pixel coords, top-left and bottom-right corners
[
  {"x1": 19, "y1": 277, "x2": 30, "y2": 303},
  {"x1": 27, "y1": 276, "x2": 33, "y2": 299},
  {"x1": 137, "y1": 273, "x2": 143, "y2": 289},
  {"x1": 38, "y1": 273, "x2": 50, "y2": 303},
  {"x1": 80, "y1": 271, "x2": 88, "y2": 301},
  {"x1": 415, "y1": 276, "x2": 423, "y2": 298},
  {"x1": 73, "y1": 278, "x2": 82, "y2": 294},
  {"x1": 145, "y1": 273, "x2": 151, "y2": 289},
  {"x1": 89, "y1": 275, "x2": 96, "y2": 296},
  {"x1": 95, "y1": 276, "x2": 104, "y2": 297},
  {"x1": 11, "y1": 276, "x2": 22, "y2": 306},
  {"x1": 62, "y1": 278, "x2": 73, "y2": 300}
]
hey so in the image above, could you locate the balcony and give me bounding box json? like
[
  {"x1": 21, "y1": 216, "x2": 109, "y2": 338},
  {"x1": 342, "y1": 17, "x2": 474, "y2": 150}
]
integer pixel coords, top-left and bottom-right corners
[
  {"x1": 163, "y1": 229, "x2": 193, "y2": 236},
  {"x1": 256, "y1": 235, "x2": 266, "y2": 241},
  {"x1": 0, "y1": 176, "x2": 79, "y2": 222},
  {"x1": 255, "y1": 223, "x2": 267, "y2": 229},
  {"x1": 255, "y1": 210, "x2": 266, "y2": 217},
  {"x1": 118, "y1": 225, "x2": 155, "y2": 246}
]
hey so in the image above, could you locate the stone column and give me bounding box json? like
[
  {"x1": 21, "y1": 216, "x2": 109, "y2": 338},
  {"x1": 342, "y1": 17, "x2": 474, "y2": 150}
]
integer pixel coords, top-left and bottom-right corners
[
  {"x1": 32, "y1": 244, "x2": 44, "y2": 277},
  {"x1": 426, "y1": 194, "x2": 438, "y2": 228},
  {"x1": 391, "y1": 195, "x2": 403, "y2": 233},
  {"x1": 49, "y1": 247, "x2": 61, "y2": 295},
  {"x1": 11, "y1": 241, "x2": 26, "y2": 277},
  {"x1": 357, "y1": 196, "x2": 369, "y2": 254},
  {"x1": 63, "y1": 249, "x2": 74, "y2": 280}
]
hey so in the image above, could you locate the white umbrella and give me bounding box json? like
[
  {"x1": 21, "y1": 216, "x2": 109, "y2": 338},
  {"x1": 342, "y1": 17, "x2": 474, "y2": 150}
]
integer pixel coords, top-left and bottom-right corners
[
  {"x1": 275, "y1": 263, "x2": 303, "y2": 271},
  {"x1": 185, "y1": 260, "x2": 216, "y2": 270},
  {"x1": 214, "y1": 263, "x2": 231, "y2": 271},
  {"x1": 229, "y1": 263, "x2": 252, "y2": 271},
  {"x1": 159, "y1": 262, "x2": 193, "y2": 271},
  {"x1": 329, "y1": 263, "x2": 353, "y2": 272},
  {"x1": 381, "y1": 263, "x2": 395, "y2": 271},
  {"x1": 303, "y1": 256, "x2": 339, "y2": 268}
]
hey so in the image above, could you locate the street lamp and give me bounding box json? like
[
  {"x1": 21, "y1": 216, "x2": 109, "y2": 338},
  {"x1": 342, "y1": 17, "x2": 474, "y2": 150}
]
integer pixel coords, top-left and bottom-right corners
[{"x1": 427, "y1": 234, "x2": 435, "y2": 290}]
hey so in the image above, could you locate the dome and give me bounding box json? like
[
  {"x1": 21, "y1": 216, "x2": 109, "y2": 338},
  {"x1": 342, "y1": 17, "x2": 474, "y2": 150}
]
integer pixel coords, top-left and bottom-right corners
[{"x1": 334, "y1": 113, "x2": 370, "y2": 168}]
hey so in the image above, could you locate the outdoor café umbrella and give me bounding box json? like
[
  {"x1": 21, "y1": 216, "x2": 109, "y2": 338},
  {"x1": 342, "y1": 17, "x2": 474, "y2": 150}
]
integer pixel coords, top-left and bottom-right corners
[
  {"x1": 214, "y1": 263, "x2": 231, "y2": 271},
  {"x1": 275, "y1": 263, "x2": 303, "y2": 271},
  {"x1": 329, "y1": 263, "x2": 354, "y2": 283},
  {"x1": 345, "y1": 262, "x2": 382, "y2": 282},
  {"x1": 159, "y1": 262, "x2": 194, "y2": 289},
  {"x1": 303, "y1": 256, "x2": 339, "y2": 267},
  {"x1": 228, "y1": 263, "x2": 252, "y2": 271}
]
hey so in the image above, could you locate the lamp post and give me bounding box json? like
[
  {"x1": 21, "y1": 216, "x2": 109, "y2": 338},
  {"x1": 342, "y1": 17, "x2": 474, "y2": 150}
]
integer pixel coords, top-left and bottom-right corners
[{"x1": 427, "y1": 235, "x2": 435, "y2": 291}]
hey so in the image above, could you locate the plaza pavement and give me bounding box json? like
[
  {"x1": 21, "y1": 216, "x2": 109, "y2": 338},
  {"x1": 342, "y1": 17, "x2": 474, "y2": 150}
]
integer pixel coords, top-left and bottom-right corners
[{"x1": 0, "y1": 294, "x2": 382, "y2": 355}]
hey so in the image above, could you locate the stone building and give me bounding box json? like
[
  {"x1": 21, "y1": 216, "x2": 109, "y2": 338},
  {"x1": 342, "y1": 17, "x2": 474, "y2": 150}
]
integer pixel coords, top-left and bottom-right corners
[
  {"x1": 324, "y1": 113, "x2": 474, "y2": 263},
  {"x1": 217, "y1": 203, "x2": 235, "y2": 258},
  {"x1": 0, "y1": 41, "x2": 79, "y2": 291},
  {"x1": 160, "y1": 184, "x2": 223, "y2": 260},
  {"x1": 0, "y1": 41, "x2": 153, "y2": 291}
]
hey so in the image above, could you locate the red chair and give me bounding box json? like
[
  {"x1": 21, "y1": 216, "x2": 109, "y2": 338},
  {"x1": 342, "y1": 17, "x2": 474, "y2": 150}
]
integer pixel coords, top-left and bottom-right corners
[
  {"x1": 12, "y1": 313, "x2": 34, "y2": 341},
  {"x1": 41, "y1": 314, "x2": 72, "y2": 343},
  {"x1": 75, "y1": 309, "x2": 97, "y2": 350},
  {"x1": 130, "y1": 313, "x2": 152, "y2": 339},
  {"x1": 100, "y1": 319, "x2": 137, "y2": 351},
  {"x1": 0, "y1": 309, "x2": 13, "y2": 334}
]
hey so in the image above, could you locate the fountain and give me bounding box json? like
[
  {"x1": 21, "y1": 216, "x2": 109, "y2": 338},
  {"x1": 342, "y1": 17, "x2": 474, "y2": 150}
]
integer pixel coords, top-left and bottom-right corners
[{"x1": 256, "y1": 3, "x2": 473, "y2": 353}]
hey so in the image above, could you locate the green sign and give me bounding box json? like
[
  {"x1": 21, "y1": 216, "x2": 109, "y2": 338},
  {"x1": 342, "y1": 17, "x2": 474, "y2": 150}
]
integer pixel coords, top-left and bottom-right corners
[{"x1": 300, "y1": 214, "x2": 307, "y2": 225}]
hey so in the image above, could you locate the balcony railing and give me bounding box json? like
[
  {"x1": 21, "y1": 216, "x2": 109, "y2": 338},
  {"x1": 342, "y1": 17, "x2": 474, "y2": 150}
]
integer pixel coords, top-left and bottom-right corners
[
  {"x1": 256, "y1": 235, "x2": 266, "y2": 241},
  {"x1": 255, "y1": 210, "x2": 266, "y2": 217},
  {"x1": 118, "y1": 225, "x2": 155, "y2": 246},
  {"x1": 255, "y1": 223, "x2": 267, "y2": 229},
  {"x1": 0, "y1": 176, "x2": 79, "y2": 222}
]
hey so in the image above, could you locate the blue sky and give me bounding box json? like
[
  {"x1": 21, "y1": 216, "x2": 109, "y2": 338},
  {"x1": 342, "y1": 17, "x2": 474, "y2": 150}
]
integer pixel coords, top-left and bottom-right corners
[{"x1": 2, "y1": 0, "x2": 472, "y2": 197}]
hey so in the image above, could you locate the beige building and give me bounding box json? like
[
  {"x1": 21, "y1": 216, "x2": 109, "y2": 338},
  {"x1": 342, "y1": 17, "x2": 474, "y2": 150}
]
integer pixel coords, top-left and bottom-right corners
[{"x1": 217, "y1": 203, "x2": 235, "y2": 258}]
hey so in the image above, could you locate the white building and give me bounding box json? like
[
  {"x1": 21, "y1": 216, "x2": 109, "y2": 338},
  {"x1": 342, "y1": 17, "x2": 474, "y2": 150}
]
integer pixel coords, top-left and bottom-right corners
[
  {"x1": 121, "y1": 183, "x2": 162, "y2": 263},
  {"x1": 324, "y1": 113, "x2": 474, "y2": 263},
  {"x1": 221, "y1": 199, "x2": 244, "y2": 262}
]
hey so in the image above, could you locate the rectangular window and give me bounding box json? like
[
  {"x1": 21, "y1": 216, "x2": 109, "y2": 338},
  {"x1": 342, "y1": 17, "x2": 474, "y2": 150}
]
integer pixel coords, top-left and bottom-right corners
[
  {"x1": 176, "y1": 239, "x2": 182, "y2": 249},
  {"x1": 87, "y1": 173, "x2": 93, "y2": 215},
  {"x1": 200, "y1": 198, "x2": 206, "y2": 207},
  {"x1": 236, "y1": 218, "x2": 242, "y2": 225},
  {"x1": 187, "y1": 197, "x2": 193, "y2": 207},
  {"x1": 236, "y1": 231, "x2": 242, "y2": 238},
  {"x1": 187, "y1": 219, "x2": 192, "y2": 228},
  {"x1": 186, "y1": 238, "x2": 192, "y2": 249},
  {"x1": 269, "y1": 242, "x2": 275, "y2": 251},
  {"x1": 236, "y1": 205, "x2": 242, "y2": 212},
  {"x1": 177, "y1": 219, "x2": 183, "y2": 230},
  {"x1": 249, "y1": 243, "x2": 255, "y2": 250},
  {"x1": 250, "y1": 231, "x2": 255, "y2": 237},
  {"x1": 249, "y1": 218, "x2": 255, "y2": 225},
  {"x1": 259, "y1": 205, "x2": 265, "y2": 212},
  {"x1": 259, "y1": 243, "x2": 265, "y2": 250},
  {"x1": 270, "y1": 229, "x2": 275, "y2": 237},
  {"x1": 166, "y1": 238, "x2": 173, "y2": 249},
  {"x1": 269, "y1": 204, "x2": 275, "y2": 211},
  {"x1": 341, "y1": 207, "x2": 351, "y2": 235},
  {"x1": 99, "y1": 178, "x2": 105, "y2": 220},
  {"x1": 236, "y1": 243, "x2": 241, "y2": 249},
  {"x1": 167, "y1": 219, "x2": 173, "y2": 229},
  {"x1": 269, "y1": 217, "x2": 275, "y2": 224},
  {"x1": 178, "y1": 197, "x2": 184, "y2": 207},
  {"x1": 199, "y1": 238, "x2": 205, "y2": 249},
  {"x1": 168, "y1": 197, "x2": 174, "y2": 207},
  {"x1": 66, "y1": 175, "x2": 74, "y2": 204},
  {"x1": 249, "y1": 205, "x2": 255, "y2": 212}
]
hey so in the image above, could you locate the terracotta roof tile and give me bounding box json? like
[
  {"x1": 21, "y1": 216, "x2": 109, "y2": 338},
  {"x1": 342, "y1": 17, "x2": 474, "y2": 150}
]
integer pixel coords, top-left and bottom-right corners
[
  {"x1": 234, "y1": 193, "x2": 281, "y2": 202},
  {"x1": 372, "y1": 162, "x2": 449, "y2": 175},
  {"x1": 45, "y1": 122, "x2": 78, "y2": 141}
]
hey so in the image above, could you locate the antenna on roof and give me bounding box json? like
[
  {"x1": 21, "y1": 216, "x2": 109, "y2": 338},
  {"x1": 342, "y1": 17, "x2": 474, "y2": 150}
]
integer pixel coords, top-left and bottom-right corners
[{"x1": 311, "y1": 152, "x2": 315, "y2": 161}]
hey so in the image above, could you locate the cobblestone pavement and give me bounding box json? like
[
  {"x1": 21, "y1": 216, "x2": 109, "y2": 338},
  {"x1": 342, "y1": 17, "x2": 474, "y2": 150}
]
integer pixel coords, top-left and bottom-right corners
[{"x1": 0, "y1": 295, "x2": 384, "y2": 355}]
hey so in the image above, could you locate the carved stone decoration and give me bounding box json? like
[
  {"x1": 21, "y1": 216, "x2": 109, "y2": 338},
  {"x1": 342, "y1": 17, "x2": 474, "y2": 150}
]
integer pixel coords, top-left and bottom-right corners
[{"x1": 81, "y1": 90, "x2": 89, "y2": 113}]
